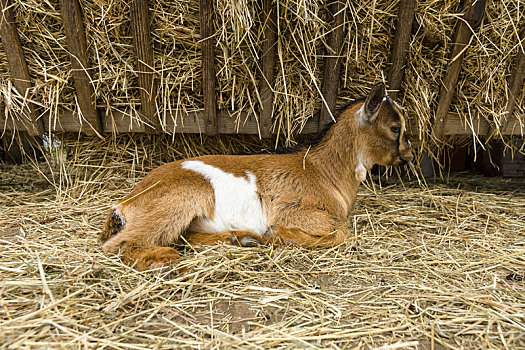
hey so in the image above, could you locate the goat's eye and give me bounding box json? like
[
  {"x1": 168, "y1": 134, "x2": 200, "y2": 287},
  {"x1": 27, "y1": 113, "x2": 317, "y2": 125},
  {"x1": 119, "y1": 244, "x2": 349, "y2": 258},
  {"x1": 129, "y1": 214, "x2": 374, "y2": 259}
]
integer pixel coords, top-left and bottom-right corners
[{"x1": 391, "y1": 126, "x2": 401, "y2": 134}]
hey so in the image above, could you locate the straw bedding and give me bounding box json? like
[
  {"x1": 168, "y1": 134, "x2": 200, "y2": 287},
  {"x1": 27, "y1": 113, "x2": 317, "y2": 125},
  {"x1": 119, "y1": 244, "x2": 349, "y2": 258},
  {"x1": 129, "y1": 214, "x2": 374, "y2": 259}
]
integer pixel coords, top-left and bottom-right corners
[
  {"x1": 1, "y1": 0, "x2": 524, "y2": 148},
  {"x1": 1, "y1": 135, "x2": 524, "y2": 349}
]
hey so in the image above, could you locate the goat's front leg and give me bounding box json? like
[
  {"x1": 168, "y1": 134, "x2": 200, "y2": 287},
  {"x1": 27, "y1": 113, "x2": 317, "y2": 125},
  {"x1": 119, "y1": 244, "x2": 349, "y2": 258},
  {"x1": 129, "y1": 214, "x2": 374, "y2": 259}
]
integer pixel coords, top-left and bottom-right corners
[
  {"x1": 183, "y1": 230, "x2": 266, "y2": 247},
  {"x1": 261, "y1": 225, "x2": 349, "y2": 248},
  {"x1": 264, "y1": 207, "x2": 351, "y2": 248}
]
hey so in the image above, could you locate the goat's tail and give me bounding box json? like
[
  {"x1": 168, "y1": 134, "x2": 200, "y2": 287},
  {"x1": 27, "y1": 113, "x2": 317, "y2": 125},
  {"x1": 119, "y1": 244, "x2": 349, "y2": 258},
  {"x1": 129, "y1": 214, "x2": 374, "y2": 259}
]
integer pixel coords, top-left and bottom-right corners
[{"x1": 99, "y1": 208, "x2": 126, "y2": 243}]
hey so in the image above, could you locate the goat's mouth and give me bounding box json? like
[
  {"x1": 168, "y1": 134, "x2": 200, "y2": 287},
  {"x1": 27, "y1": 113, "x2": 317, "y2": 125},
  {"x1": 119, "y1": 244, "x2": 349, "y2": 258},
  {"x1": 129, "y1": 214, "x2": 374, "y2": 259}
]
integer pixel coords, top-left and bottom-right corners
[{"x1": 392, "y1": 156, "x2": 412, "y2": 166}]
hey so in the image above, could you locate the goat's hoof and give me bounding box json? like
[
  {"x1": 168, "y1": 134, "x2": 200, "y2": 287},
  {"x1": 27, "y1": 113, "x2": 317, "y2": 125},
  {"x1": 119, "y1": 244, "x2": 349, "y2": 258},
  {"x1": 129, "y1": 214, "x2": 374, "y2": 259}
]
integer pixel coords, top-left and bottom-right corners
[
  {"x1": 231, "y1": 235, "x2": 261, "y2": 247},
  {"x1": 240, "y1": 236, "x2": 261, "y2": 247},
  {"x1": 263, "y1": 226, "x2": 277, "y2": 239}
]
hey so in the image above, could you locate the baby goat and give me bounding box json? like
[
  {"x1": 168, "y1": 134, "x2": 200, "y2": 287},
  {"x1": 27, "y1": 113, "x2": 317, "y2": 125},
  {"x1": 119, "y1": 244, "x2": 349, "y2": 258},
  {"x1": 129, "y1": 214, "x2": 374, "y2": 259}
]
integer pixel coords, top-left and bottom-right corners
[{"x1": 100, "y1": 83, "x2": 414, "y2": 270}]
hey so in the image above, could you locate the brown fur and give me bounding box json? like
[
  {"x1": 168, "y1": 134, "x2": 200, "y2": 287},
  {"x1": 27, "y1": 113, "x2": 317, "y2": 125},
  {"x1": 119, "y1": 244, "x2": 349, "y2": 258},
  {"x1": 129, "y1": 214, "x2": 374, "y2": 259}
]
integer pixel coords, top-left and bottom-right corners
[{"x1": 100, "y1": 83, "x2": 414, "y2": 271}]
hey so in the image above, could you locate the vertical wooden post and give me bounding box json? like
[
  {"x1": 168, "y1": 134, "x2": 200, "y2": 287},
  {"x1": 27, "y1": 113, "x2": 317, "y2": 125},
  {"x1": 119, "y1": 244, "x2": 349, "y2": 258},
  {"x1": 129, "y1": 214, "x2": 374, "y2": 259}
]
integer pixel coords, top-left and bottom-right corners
[
  {"x1": 59, "y1": 0, "x2": 102, "y2": 136},
  {"x1": 318, "y1": 0, "x2": 345, "y2": 130},
  {"x1": 130, "y1": 0, "x2": 159, "y2": 133},
  {"x1": 0, "y1": 0, "x2": 43, "y2": 136},
  {"x1": 432, "y1": 0, "x2": 487, "y2": 141},
  {"x1": 387, "y1": 0, "x2": 416, "y2": 99},
  {"x1": 502, "y1": 27, "x2": 525, "y2": 133},
  {"x1": 259, "y1": 0, "x2": 277, "y2": 138},
  {"x1": 199, "y1": 0, "x2": 217, "y2": 135}
]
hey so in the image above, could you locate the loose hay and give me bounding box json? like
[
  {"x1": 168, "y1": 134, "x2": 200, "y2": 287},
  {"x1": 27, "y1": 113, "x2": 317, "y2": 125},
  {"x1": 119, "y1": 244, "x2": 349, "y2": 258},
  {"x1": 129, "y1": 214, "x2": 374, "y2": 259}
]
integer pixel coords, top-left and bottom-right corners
[
  {"x1": 1, "y1": 140, "x2": 524, "y2": 349},
  {"x1": 1, "y1": 0, "x2": 524, "y2": 151}
]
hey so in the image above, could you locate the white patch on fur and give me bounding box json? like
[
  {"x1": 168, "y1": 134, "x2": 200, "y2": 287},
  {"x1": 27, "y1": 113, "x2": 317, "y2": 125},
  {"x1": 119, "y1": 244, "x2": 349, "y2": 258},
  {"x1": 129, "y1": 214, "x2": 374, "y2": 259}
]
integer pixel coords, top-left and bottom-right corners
[
  {"x1": 359, "y1": 102, "x2": 381, "y2": 125},
  {"x1": 182, "y1": 160, "x2": 267, "y2": 235},
  {"x1": 355, "y1": 152, "x2": 372, "y2": 182},
  {"x1": 358, "y1": 105, "x2": 367, "y2": 125},
  {"x1": 355, "y1": 162, "x2": 367, "y2": 182}
]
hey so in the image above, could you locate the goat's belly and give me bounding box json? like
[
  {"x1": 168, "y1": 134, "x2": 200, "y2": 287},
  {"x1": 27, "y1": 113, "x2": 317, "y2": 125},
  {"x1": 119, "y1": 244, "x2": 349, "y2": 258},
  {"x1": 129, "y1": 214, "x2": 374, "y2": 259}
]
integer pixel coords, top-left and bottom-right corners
[{"x1": 182, "y1": 160, "x2": 268, "y2": 235}]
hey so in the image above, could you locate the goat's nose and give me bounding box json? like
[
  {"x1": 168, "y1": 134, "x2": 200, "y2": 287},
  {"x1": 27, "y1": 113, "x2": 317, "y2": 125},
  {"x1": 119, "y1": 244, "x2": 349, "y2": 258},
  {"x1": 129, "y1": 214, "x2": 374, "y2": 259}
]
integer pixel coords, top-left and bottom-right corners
[{"x1": 408, "y1": 150, "x2": 415, "y2": 162}]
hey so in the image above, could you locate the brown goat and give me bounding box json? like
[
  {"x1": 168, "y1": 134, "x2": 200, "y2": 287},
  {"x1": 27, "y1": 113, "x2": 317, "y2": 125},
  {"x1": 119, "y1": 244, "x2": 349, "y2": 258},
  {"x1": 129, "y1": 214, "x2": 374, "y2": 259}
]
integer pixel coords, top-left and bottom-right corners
[{"x1": 100, "y1": 83, "x2": 414, "y2": 271}]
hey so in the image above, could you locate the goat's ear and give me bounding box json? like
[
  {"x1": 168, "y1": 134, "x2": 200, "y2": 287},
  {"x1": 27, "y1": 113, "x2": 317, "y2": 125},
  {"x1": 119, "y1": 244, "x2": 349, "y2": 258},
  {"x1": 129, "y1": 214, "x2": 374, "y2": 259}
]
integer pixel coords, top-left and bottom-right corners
[{"x1": 363, "y1": 83, "x2": 385, "y2": 123}]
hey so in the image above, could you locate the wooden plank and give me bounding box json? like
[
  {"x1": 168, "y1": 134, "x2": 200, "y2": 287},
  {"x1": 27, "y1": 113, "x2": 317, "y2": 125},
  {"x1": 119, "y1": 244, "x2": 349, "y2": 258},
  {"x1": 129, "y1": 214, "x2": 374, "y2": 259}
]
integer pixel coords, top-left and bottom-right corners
[
  {"x1": 130, "y1": 0, "x2": 159, "y2": 133},
  {"x1": 258, "y1": 0, "x2": 277, "y2": 138},
  {"x1": 443, "y1": 113, "x2": 521, "y2": 136},
  {"x1": 0, "y1": 0, "x2": 43, "y2": 136},
  {"x1": 318, "y1": 0, "x2": 345, "y2": 129},
  {"x1": 503, "y1": 27, "x2": 525, "y2": 130},
  {"x1": 1, "y1": 133, "x2": 34, "y2": 163},
  {"x1": 387, "y1": 0, "x2": 416, "y2": 99},
  {"x1": 442, "y1": 112, "x2": 490, "y2": 136},
  {"x1": 432, "y1": 0, "x2": 487, "y2": 140},
  {"x1": 486, "y1": 26, "x2": 525, "y2": 139},
  {"x1": 2, "y1": 108, "x2": 523, "y2": 136},
  {"x1": 5, "y1": 108, "x2": 523, "y2": 136},
  {"x1": 199, "y1": 0, "x2": 217, "y2": 135},
  {"x1": 502, "y1": 117, "x2": 524, "y2": 136},
  {"x1": 59, "y1": 0, "x2": 102, "y2": 136},
  {"x1": 0, "y1": 108, "x2": 319, "y2": 135}
]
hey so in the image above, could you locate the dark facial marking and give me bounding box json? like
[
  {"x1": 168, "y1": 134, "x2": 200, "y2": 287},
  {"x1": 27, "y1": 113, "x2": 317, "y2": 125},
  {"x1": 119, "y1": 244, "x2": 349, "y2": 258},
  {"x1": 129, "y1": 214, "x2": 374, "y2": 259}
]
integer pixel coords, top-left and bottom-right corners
[
  {"x1": 384, "y1": 97, "x2": 401, "y2": 122},
  {"x1": 383, "y1": 97, "x2": 404, "y2": 159}
]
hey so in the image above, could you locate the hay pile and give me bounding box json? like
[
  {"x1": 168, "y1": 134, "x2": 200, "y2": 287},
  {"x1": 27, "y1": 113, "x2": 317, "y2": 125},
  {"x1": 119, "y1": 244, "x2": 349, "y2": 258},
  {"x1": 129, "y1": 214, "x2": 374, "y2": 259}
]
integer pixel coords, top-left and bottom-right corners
[
  {"x1": 1, "y1": 0, "x2": 523, "y2": 148},
  {"x1": 1, "y1": 137, "x2": 525, "y2": 348}
]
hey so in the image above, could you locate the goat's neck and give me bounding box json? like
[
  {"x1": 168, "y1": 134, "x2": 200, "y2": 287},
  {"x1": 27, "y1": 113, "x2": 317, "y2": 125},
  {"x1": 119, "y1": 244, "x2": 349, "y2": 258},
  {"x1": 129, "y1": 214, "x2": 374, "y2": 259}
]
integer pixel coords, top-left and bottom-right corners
[{"x1": 307, "y1": 120, "x2": 367, "y2": 213}]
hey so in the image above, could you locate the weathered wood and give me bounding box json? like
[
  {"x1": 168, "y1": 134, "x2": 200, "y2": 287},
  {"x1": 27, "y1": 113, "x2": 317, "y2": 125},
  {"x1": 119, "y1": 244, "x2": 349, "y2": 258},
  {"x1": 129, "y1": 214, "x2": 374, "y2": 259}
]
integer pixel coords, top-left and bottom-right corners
[
  {"x1": 441, "y1": 112, "x2": 490, "y2": 136},
  {"x1": 3, "y1": 108, "x2": 523, "y2": 137},
  {"x1": 442, "y1": 112, "x2": 522, "y2": 136},
  {"x1": 199, "y1": 0, "x2": 217, "y2": 135},
  {"x1": 0, "y1": 0, "x2": 43, "y2": 136},
  {"x1": 59, "y1": 0, "x2": 102, "y2": 136},
  {"x1": 0, "y1": 108, "x2": 317, "y2": 135},
  {"x1": 503, "y1": 27, "x2": 525, "y2": 132},
  {"x1": 387, "y1": 0, "x2": 416, "y2": 99},
  {"x1": 318, "y1": 0, "x2": 345, "y2": 129},
  {"x1": 258, "y1": 0, "x2": 277, "y2": 138},
  {"x1": 130, "y1": 0, "x2": 159, "y2": 133},
  {"x1": 0, "y1": 132, "x2": 42, "y2": 163},
  {"x1": 480, "y1": 140, "x2": 525, "y2": 177},
  {"x1": 432, "y1": 0, "x2": 487, "y2": 141}
]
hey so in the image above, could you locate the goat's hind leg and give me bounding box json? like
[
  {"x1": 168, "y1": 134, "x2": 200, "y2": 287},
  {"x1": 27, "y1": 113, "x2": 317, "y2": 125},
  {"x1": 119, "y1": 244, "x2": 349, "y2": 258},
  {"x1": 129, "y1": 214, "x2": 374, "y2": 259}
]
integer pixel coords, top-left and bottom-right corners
[
  {"x1": 100, "y1": 168, "x2": 216, "y2": 271},
  {"x1": 119, "y1": 240, "x2": 182, "y2": 271},
  {"x1": 102, "y1": 226, "x2": 183, "y2": 271}
]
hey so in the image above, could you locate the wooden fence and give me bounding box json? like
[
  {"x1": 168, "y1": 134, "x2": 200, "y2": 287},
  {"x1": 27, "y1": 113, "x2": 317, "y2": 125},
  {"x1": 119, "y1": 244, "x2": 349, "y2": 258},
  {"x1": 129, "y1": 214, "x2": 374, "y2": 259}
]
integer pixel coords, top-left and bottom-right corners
[{"x1": 0, "y1": 0, "x2": 524, "y2": 139}]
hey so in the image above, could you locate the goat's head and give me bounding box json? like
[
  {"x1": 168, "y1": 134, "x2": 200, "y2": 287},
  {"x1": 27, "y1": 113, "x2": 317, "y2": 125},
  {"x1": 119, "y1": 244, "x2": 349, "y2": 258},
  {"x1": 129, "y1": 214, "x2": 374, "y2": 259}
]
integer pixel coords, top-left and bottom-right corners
[{"x1": 356, "y1": 83, "x2": 414, "y2": 168}]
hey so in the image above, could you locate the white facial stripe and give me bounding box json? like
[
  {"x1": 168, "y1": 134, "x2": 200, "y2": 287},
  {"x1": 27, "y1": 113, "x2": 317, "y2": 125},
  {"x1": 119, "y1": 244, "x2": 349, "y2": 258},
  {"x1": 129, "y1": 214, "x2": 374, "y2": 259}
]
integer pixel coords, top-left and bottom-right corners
[
  {"x1": 181, "y1": 160, "x2": 267, "y2": 235},
  {"x1": 393, "y1": 100, "x2": 403, "y2": 111}
]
